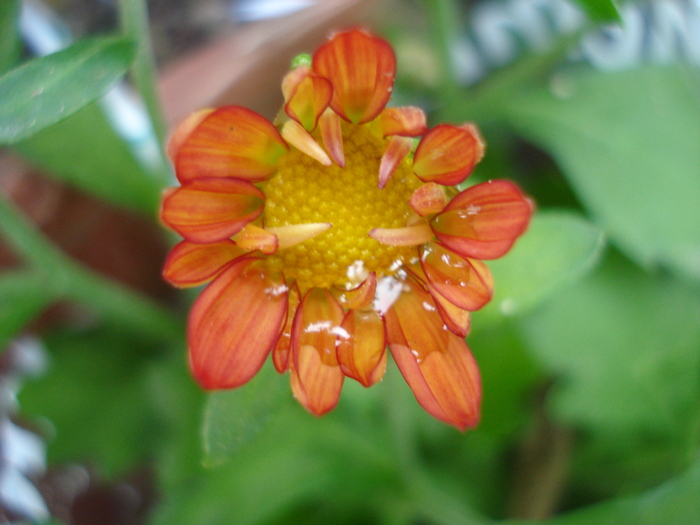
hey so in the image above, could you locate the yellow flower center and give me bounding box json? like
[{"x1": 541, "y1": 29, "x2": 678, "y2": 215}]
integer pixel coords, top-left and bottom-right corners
[{"x1": 264, "y1": 123, "x2": 421, "y2": 292}]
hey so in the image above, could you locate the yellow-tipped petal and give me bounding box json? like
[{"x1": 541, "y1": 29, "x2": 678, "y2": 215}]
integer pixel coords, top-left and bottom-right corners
[
  {"x1": 266, "y1": 222, "x2": 332, "y2": 249},
  {"x1": 281, "y1": 120, "x2": 332, "y2": 166},
  {"x1": 319, "y1": 109, "x2": 345, "y2": 167},
  {"x1": 378, "y1": 136, "x2": 413, "y2": 189},
  {"x1": 409, "y1": 183, "x2": 448, "y2": 216},
  {"x1": 369, "y1": 223, "x2": 433, "y2": 247}
]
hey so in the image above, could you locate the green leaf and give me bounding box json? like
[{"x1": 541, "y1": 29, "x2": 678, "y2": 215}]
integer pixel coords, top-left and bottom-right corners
[
  {"x1": 18, "y1": 326, "x2": 162, "y2": 476},
  {"x1": 518, "y1": 253, "x2": 700, "y2": 494},
  {"x1": 202, "y1": 361, "x2": 290, "y2": 466},
  {"x1": 0, "y1": 37, "x2": 136, "y2": 144},
  {"x1": 474, "y1": 210, "x2": 604, "y2": 325},
  {"x1": 572, "y1": 0, "x2": 620, "y2": 22},
  {"x1": 500, "y1": 66, "x2": 700, "y2": 280},
  {"x1": 0, "y1": 269, "x2": 56, "y2": 347},
  {"x1": 0, "y1": 0, "x2": 21, "y2": 73},
  {"x1": 514, "y1": 458, "x2": 700, "y2": 524}
]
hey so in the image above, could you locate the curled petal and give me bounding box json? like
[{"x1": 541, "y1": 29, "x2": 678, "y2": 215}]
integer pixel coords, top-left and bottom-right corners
[
  {"x1": 273, "y1": 284, "x2": 300, "y2": 373},
  {"x1": 431, "y1": 180, "x2": 533, "y2": 259},
  {"x1": 378, "y1": 136, "x2": 413, "y2": 189},
  {"x1": 233, "y1": 223, "x2": 278, "y2": 254},
  {"x1": 281, "y1": 120, "x2": 332, "y2": 166},
  {"x1": 167, "y1": 108, "x2": 213, "y2": 162},
  {"x1": 174, "y1": 106, "x2": 288, "y2": 183},
  {"x1": 409, "y1": 183, "x2": 449, "y2": 217},
  {"x1": 163, "y1": 240, "x2": 246, "y2": 287},
  {"x1": 430, "y1": 291, "x2": 471, "y2": 338},
  {"x1": 421, "y1": 242, "x2": 493, "y2": 311},
  {"x1": 283, "y1": 66, "x2": 332, "y2": 131},
  {"x1": 161, "y1": 178, "x2": 264, "y2": 243},
  {"x1": 334, "y1": 273, "x2": 377, "y2": 310},
  {"x1": 390, "y1": 334, "x2": 481, "y2": 431},
  {"x1": 385, "y1": 280, "x2": 480, "y2": 430},
  {"x1": 291, "y1": 288, "x2": 345, "y2": 415},
  {"x1": 313, "y1": 28, "x2": 396, "y2": 124},
  {"x1": 337, "y1": 309, "x2": 387, "y2": 387},
  {"x1": 319, "y1": 109, "x2": 345, "y2": 167},
  {"x1": 369, "y1": 223, "x2": 433, "y2": 247},
  {"x1": 266, "y1": 222, "x2": 332, "y2": 250},
  {"x1": 377, "y1": 107, "x2": 427, "y2": 137},
  {"x1": 413, "y1": 124, "x2": 485, "y2": 186},
  {"x1": 188, "y1": 258, "x2": 288, "y2": 389}
]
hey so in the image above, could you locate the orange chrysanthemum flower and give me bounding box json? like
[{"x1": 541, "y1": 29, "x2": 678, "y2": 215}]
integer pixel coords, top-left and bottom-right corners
[{"x1": 161, "y1": 28, "x2": 533, "y2": 430}]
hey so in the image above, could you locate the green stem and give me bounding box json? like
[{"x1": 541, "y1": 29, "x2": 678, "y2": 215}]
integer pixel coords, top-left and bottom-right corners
[
  {"x1": 0, "y1": 195, "x2": 181, "y2": 342},
  {"x1": 117, "y1": 0, "x2": 170, "y2": 179},
  {"x1": 423, "y1": 0, "x2": 464, "y2": 113}
]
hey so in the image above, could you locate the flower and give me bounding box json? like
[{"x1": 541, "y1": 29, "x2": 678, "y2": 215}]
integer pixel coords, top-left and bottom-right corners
[{"x1": 160, "y1": 28, "x2": 533, "y2": 430}]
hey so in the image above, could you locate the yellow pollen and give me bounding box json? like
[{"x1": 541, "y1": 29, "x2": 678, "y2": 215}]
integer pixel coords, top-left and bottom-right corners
[{"x1": 263, "y1": 123, "x2": 421, "y2": 292}]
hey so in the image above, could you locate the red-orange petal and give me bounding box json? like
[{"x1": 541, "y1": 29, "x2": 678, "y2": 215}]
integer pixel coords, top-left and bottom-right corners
[
  {"x1": 283, "y1": 66, "x2": 332, "y2": 132},
  {"x1": 167, "y1": 108, "x2": 213, "y2": 162},
  {"x1": 290, "y1": 288, "x2": 345, "y2": 415},
  {"x1": 430, "y1": 291, "x2": 471, "y2": 338},
  {"x1": 431, "y1": 180, "x2": 533, "y2": 260},
  {"x1": 385, "y1": 280, "x2": 480, "y2": 429},
  {"x1": 273, "y1": 283, "x2": 300, "y2": 373},
  {"x1": 313, "y1": 28, "x2": 396, "y2": 124},
  {"x1": 378, "y1": 136, "x2": 413, "y2": 189},
  {"x1": 188, "y1": 257, "x2": 288, "y2": 389},
  {"x1": 163, "y1": 240, "x2": 246, "y2": 288},
  {"x1": 337, "y1": 309, "x2": 386, "y2": 387},
  {"x1": 409, "y1": 183, "x2": 449, "y2": 217},
  {"x1": 160, "y1": 178, "x2": 264, "y2": 243},
  {"x1": 334, "y1": 273, "x2": 377, "y2": 310},
  {"x1": 421, "y1": 242, "x2": 493, "y2": 311},
  {"x1": 413, "y1": 124, "x2": 485, "y2": 186},
  {"x1": 377, "y1": 107, "x2": 427, "y2": 137},
  {"x1": 390, "y1": 333, "x2": 481, "y2": 431},
  {"x1": 174, "y1": 106, "x2": 288, "y2": 183},
  {"x1": 233, "y1": 223, "x2": 278, "y2": 254}
]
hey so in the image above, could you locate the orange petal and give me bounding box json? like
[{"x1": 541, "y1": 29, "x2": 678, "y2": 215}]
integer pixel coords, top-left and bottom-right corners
[
  {"x1": 232, "y1": 223, "x2": 278, "y2": 254},
  {"x1": 281, "y1": 120, "x2": 332, "y2": 166},
  {"x1": 273, "y1": 283, "x2": 300, "y2": 373},
  {"x1": 369, "y1": 223, "x2": 433, "y2": 247},
  {"x1": 290, "y1": 288, "x2": 345, "y2": 415},
  {"x1": 167, "y1": 108, "x2": 213, "y2": 162},
  {"x1": 319, "y1": 109, "x2": 345, "y2": 167},
  {"x1": 313, "y1": 28, "x2": 396, "y2": 124},
  {"x1": 334, "y1": 273, "x2": 377, "y2": 310},
  {"x1": 188, "y1": 258, "x2": 288, "y2": 389},
  {"x1": 378, "y1": 136, "x2": 413, "y2": 189},
  {"x1": 409, "y1": 182, "x2": 449, "y2": 217},
  {"x1": 431, "y1": 180, "x2": 533, "y2": 259},
  {"x1": 413, "y1": 124, "x2": 485, "y2": 186},
  {"x1": 430, "y1": 291, "x2": 471, "y2": 338},
  {"x1": 283, "y1": 66, "x2": 332, "y2": 132},
  {"x1": 377, "y1": 107, "x2": 427, "y2": 137},
  {"x1": 290, "y1": 343, "x2": 344, "y2": 416},
  {"x1": 337, "y1": 309, "x2": 387, "y2": 387},
  {"x1": 390, "y1": 333, "x2": 481, "y2": 431},
  {"x1": 175, "y1": 106, "x2": 288, "y2": 183},
  {"x1": 266, "y1": 222, "x2": 332, "y2": 250},
  {"x1": 160, "y1": 178, "x2": 264, "y2": 243},
  {"x1": 421, "y1": 242, "x2": 493, "y2": 311},
  {"x1": 163, "y1": 240, "x2": 246, "y2": 288}
]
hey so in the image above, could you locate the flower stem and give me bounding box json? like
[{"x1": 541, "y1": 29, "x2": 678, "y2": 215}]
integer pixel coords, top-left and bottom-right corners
[{"x1": 0, "y1": 195, "x2": 181, "y2": 342}]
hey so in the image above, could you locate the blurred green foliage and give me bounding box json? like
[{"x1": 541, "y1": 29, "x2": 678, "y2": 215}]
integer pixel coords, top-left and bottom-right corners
[{"x1": 1, "y1": 0, "x2": 698, "y2": 523}]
